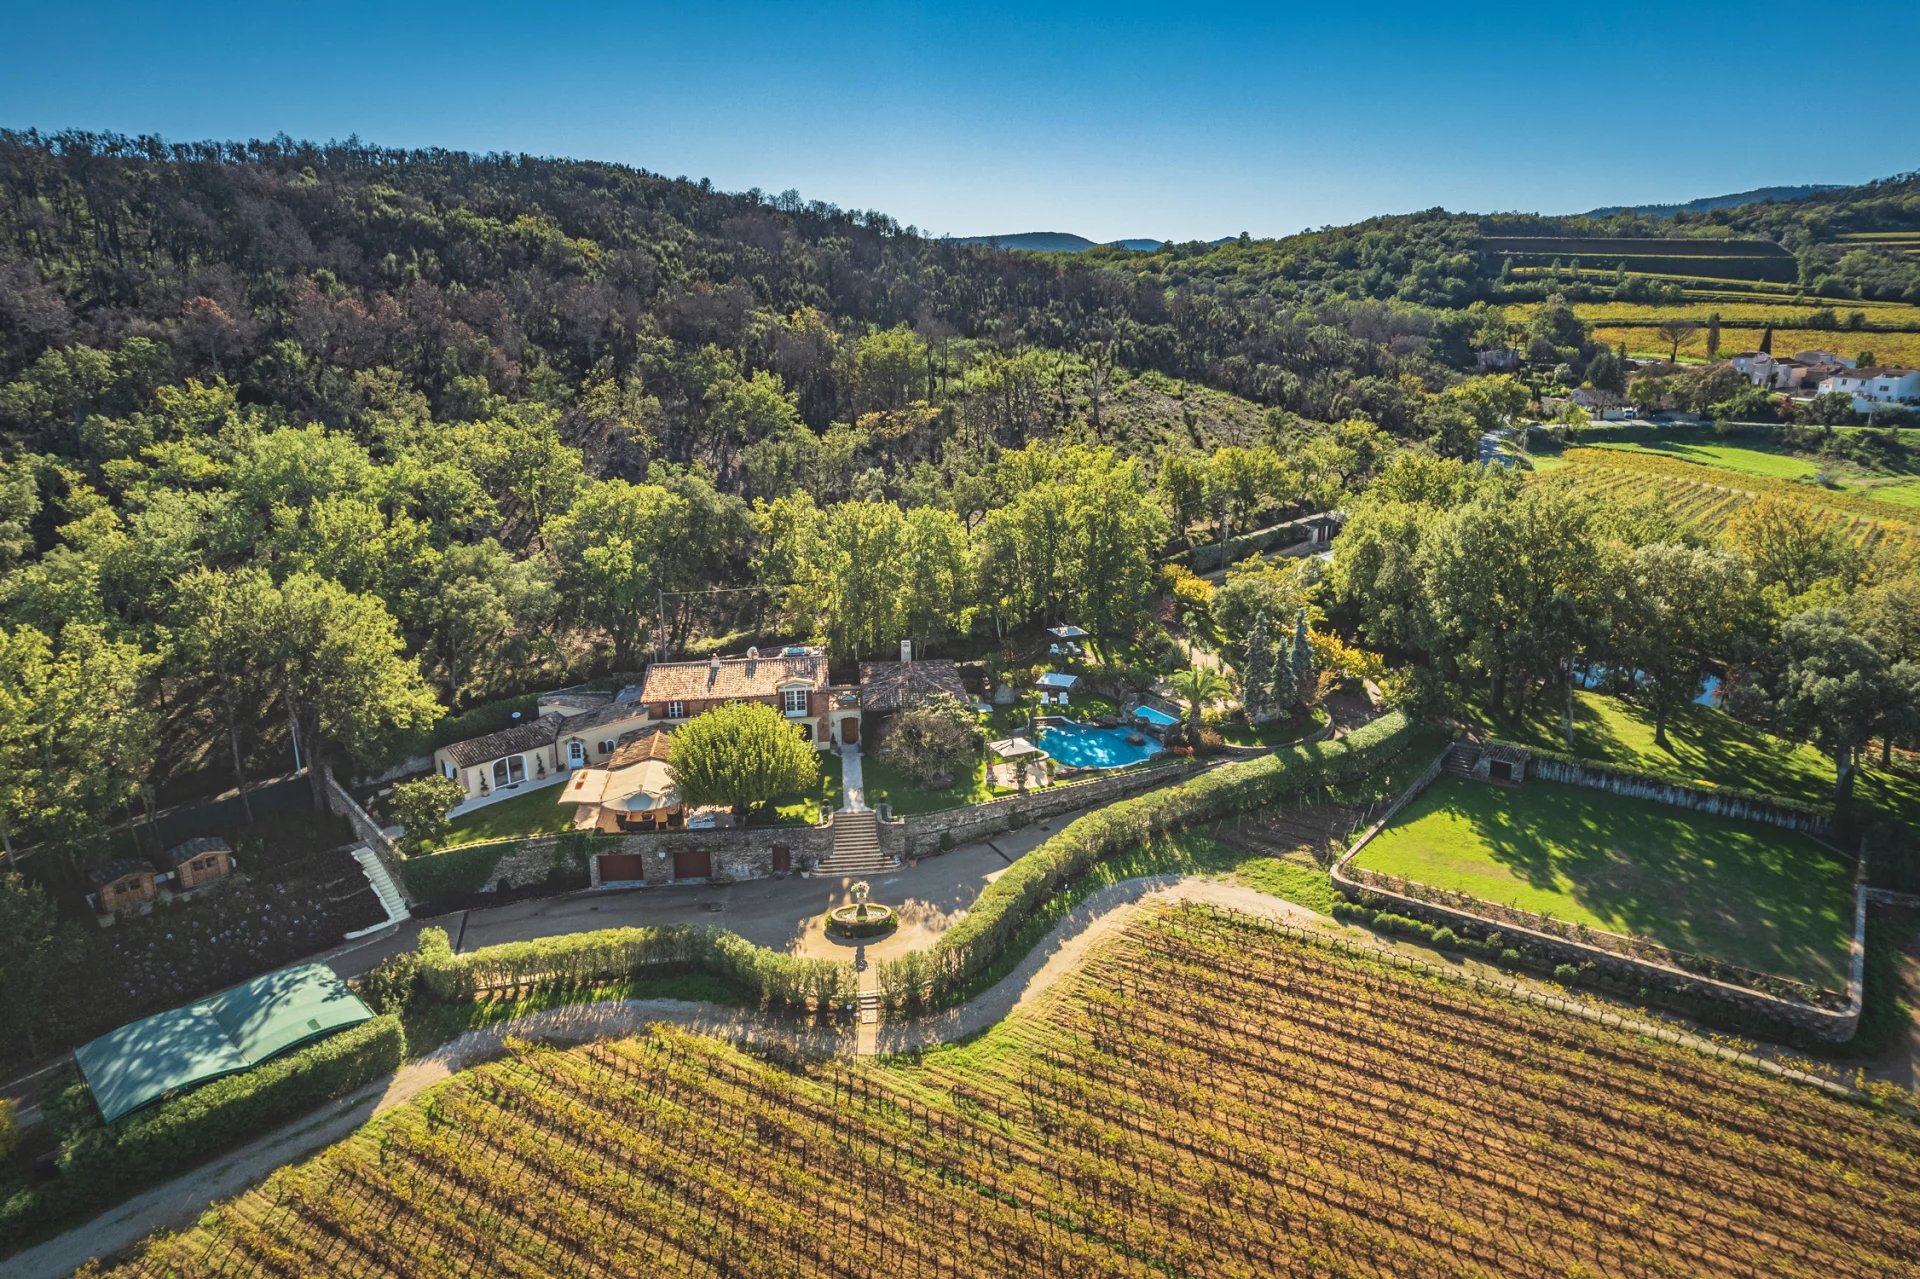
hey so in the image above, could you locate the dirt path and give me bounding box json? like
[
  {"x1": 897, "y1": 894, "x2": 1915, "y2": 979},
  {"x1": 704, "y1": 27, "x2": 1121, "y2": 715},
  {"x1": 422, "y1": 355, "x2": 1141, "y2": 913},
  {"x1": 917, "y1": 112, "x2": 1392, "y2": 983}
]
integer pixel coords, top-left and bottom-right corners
[{"x1": 7, "y1": 876, "x2": 1866, "y2": 1279}]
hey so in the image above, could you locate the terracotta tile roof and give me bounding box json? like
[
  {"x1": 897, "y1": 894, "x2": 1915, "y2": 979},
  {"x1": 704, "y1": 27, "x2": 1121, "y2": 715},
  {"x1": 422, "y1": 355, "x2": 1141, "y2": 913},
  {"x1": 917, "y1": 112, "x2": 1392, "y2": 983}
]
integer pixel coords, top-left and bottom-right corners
[
  {"x1": 441, "y1": 712, "x2": 566, "y2": 767},
  {"x1": 551, "y1": 696, "x2": 652, "y2": 736},
  {"x1": 605, "y1": 726, "x2": 674, "y2": 767},
  {"x1": 539, "y1": 690, "x2": 614, "y2": 711},
  {"x1": 858, "y1": 659, "x2": 967, "y2": 712},
  {"x1": 640, "y1": 651, "x2": 828, "y2": 702}
]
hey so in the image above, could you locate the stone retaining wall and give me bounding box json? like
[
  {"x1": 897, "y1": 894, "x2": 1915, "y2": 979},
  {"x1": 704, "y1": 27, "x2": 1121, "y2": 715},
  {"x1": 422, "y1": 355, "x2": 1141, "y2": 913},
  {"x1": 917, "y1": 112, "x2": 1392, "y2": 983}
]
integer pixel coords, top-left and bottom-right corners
[
  {"x1": 899, "y1": 763, "x2": 1194, "y2": 858},
  {"x1": 321, "y1": 765, "x2": 412, "y2": 904},
  {"x1": 480, "y1": 824, "x2": 841, "y2": 889},
  {"x1": 1519, "y1": 748, "x2": 1833, "y2": 837},
  {"x1": 1332, "y1": 744, "x2": 1867, "y2": 1041}
]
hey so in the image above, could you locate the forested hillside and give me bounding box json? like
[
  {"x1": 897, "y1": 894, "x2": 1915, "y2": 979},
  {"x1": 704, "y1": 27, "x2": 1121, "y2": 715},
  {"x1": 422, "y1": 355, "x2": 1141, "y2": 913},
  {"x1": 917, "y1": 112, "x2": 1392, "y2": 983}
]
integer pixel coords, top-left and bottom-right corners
[
  {"x1": 0, "y1": 128, "x2": 1912, "y2": 882},
  {"x1": 0, "y1": 129, "x2": 1500, "y2": 867}
]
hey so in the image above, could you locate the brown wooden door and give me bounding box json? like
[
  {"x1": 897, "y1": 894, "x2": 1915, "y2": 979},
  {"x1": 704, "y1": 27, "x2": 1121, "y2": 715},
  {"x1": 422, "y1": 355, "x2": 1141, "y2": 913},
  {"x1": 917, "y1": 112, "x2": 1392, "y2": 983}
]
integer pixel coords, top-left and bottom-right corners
[
  {"x1": 841, "y1": 716, "x2": 860, "y2": 744},
  {"x1": 598, "y1": 853, "x2": 646, "y2": 883},
  {"x1": 771, "y1": 844, "x2": 791, "y2": 873},
  {"x1": 672, "y1": 849, "x2": 712, "y2": 881}
]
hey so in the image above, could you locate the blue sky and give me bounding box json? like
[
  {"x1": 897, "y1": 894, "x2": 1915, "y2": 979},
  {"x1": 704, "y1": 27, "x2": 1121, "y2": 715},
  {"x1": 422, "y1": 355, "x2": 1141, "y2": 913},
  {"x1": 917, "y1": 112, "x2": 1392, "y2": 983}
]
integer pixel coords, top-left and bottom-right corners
[{"x1": 3, "y1": 1, "x2": 1915, "y2": 241}]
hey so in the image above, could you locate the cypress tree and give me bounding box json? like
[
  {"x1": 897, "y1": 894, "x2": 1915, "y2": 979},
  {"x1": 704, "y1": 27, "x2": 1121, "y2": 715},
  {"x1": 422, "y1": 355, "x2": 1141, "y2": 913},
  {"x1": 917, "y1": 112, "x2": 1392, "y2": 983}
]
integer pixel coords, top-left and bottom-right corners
[
  {"x1": 1289, "y1": 608, "x2": 1315, "y2": 709},
  {"x1": 1241, "y1": 611, "x2": 1273, "y2": 722}
]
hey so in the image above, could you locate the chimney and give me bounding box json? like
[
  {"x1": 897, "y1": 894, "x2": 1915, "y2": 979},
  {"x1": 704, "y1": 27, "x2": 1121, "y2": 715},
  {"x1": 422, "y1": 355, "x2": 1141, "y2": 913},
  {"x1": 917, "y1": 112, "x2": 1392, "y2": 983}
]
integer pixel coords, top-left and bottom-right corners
[
  {"x1": 708, "y1": 654, "x2": 721, "y2": 687},
  {"x1": 902, "y1": 639, "x2": 914, "y2": 664}
]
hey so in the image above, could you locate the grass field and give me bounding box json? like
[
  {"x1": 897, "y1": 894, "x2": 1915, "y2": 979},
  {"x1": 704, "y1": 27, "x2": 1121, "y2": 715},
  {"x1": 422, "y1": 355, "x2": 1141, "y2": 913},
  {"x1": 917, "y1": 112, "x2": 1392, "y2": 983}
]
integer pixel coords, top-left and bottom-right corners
[
  {"x1": 1355, "y1": 776, "x2": 1855, "y2": 987},
  {"x1": 1469, "y1": 689, "x2": 1920, "y2": 837},
  {"x1": 1514, "y1": 298, "x2": 1920, "y2": 326},
  {"x1": 1592, "y1": 323, "x2": 1920, "y2": 367},
  {"x1": 1559, "y1": 447, "x2": 1920, "y2": 561},
  {"x1": 1478, "y1": 689, "x2": 1826, "y2": 798},
  {"x1": 92, "y1": 905, "x2": 1920, "y2": 1279},
  {"x1": 1569, "y1": 426, "x2": 1920, "y2": 506}
]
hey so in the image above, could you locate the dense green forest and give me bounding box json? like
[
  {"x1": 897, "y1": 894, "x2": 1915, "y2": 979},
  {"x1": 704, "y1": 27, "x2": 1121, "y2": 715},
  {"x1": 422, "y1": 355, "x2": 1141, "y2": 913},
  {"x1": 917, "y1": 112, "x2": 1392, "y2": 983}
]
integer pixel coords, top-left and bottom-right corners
[{"x1": 0, "y1": 129, "x2": 1915, "y2": 883}]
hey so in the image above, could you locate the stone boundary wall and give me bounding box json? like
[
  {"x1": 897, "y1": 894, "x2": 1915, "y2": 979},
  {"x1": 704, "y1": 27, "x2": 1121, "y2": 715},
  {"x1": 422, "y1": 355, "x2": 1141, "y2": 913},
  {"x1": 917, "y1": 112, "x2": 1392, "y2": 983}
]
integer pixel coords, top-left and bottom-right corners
[
  {"x1": 356, "y1": 754, "x2": 432, "y2": 787},
  {"x1": 479, "y1": 823, "x2": 840, "y2": 890},
  {"x1": 1331, "y1": 744, "x2": 1867, "y2": 1041},
  {"x1": 321, "y1": 766, "x2": 413, "y2": 904},
  {"x1": 1516, "y1": 746, "x2": 1833, "y2": 838},
  {"x1": 898, "y1": 762, "x2": 1196, "y2": 858},
  {"x1": 415, "y1": 762, "x2": 1195, "y2": 895}
]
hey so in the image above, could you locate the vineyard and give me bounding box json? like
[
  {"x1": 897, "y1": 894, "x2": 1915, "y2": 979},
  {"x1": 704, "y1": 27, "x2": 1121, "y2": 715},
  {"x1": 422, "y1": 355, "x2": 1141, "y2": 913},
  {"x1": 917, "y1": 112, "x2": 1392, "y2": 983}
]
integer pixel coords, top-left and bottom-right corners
[
  {"x1": 1589, "y1": 324, "x2": 1920, "y2": 368},
  {"x1": 1561, "y1": 447, "x2": 1920, "y2": 560},
  {"x1": 87, "y1": 905, "x2": 1920, "y2": 1279},
  {"x1": 1477, "y1": 235, "x2": 1799, "y2": 285}
]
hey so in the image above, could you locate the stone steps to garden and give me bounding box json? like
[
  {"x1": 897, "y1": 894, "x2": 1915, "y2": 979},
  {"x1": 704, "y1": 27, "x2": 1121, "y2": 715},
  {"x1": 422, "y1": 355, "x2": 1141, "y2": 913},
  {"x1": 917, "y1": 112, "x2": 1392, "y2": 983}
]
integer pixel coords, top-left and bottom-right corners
[
  {"x1": 1443, "y1": 741, "x2": 1481, "y2": 779},
  {"x1": 344, "y1": 845, "x2": 412, "y2": 939},
  {"x1": 814, "y1": 809, "x2": 898, "y2": 876}
]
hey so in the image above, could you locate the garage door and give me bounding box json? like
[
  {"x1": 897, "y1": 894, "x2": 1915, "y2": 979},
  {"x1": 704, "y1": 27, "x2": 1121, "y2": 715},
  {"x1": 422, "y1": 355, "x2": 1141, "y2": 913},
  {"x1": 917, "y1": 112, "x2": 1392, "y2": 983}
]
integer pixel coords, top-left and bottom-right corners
[
  {"x1": 598, "y1": 853, "x2": 646, "y2": 884},
  {"x1": 672, "y1": 849, "x2": 712, "y2": 881}
]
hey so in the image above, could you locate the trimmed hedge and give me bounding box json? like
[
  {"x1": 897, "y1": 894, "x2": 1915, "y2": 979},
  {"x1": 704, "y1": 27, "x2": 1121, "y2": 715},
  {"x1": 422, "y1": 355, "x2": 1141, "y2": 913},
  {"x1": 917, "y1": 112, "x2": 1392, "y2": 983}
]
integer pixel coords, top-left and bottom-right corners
[
  {"x1": 1, "y1": 1015, "x2": 405, "y2": 1248},
  {"x1": 1174, "y1": 519, "x2": 1312, "y2": 573},
  {"x1": 885, "y1": 710, "x2": 1418, "y2": 1005},
  {"x1": 413, "y1": 922, "x2": 854, "y2": 1012}
]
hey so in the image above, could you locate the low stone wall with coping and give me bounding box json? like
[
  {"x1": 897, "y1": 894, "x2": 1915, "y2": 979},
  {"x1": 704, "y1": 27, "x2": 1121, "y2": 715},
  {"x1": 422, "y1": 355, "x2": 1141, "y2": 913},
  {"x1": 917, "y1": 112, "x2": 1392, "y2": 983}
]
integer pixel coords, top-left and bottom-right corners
[
  {"x1": 898, "y1": 761, "x2": 1196, "y2": 858},
  {"x1": 1516, "y1": 746, "x2": 1833, "y2": 837}
]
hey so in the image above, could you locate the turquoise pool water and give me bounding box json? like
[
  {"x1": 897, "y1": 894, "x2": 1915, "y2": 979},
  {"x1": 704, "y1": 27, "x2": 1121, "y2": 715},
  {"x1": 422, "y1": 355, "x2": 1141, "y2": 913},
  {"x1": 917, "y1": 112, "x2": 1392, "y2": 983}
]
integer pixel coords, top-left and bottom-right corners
[
  {"x1": 1133, "y1": 704, "x2": 1180, "y2": 728},
  {"x1": 1037, "y1": 719, "x2": 1165, "y2": 770}
]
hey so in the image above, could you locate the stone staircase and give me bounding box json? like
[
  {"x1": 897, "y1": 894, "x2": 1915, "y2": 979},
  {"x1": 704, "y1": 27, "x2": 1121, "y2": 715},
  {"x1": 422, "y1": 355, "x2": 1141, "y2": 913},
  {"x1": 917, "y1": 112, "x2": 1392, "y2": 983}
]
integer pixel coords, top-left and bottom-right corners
[
  {"x1": 856, "y1": 989, "x2": 884, "y2": 1025},
  {"x1": 1442, "y1": 740, "x2": 1482, "y2": 779},
  {"x1": 814, "y1": 809, "x2": 897, "y2": 876},
  {"x1": 344, "y1": 844, "x2": 412, "y2": 939}
]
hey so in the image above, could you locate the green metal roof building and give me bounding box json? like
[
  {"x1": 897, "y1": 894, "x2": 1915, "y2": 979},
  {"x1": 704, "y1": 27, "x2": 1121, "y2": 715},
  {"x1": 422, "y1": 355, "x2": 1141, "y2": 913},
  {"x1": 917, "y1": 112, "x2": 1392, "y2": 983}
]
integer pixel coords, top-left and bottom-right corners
[{"x1": 73, "y1": 962, "x2": 373, "y2": 1123}]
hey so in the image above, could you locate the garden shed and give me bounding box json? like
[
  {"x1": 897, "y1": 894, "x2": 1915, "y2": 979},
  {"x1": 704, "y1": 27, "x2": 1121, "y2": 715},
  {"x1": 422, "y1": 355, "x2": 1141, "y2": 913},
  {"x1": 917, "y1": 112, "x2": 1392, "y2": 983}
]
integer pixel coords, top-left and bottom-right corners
[
  {"x1": 73, "y1": 962, "x2": 374, "y2": 1123},
  {"x1": 88, "y1": 859, "x2": 157, "y2": 914},
  {"x1": 166, "y1": 836, "x2": 234, "y2": 891}
]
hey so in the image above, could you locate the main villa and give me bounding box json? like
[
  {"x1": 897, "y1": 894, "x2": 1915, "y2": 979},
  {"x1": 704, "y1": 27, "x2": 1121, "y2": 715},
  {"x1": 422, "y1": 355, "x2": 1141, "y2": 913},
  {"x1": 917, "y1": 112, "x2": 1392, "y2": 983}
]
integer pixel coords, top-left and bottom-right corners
[{"x1": 431, "y1": 645, "x2": 963, "y2": 805}]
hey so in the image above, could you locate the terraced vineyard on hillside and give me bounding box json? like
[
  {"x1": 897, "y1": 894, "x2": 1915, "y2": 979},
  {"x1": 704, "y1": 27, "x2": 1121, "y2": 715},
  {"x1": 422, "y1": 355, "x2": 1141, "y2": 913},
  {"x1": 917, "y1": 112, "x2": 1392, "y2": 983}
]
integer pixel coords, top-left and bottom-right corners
[
  {"x1": 87, "y1": 906, "x2": 1920, "y2": 1279},
  {"x1": 1562, "y1": 448, "x2": 1920, "y2": 560}
]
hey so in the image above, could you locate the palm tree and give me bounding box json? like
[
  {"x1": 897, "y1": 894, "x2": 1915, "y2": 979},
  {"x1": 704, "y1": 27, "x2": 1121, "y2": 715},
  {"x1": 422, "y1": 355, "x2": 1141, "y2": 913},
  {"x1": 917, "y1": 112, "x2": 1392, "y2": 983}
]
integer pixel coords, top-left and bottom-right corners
[{"x1": 1166, "y1": 665, "x2": 1230, "y2": 740}]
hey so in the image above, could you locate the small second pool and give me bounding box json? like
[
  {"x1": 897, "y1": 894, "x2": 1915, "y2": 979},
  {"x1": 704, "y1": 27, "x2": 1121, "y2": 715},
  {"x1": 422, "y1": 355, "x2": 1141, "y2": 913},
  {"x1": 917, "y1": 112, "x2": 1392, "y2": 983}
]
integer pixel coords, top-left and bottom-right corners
[
  {"x1": 1037, "y1": 719, "x2": 1165, "y2": 770},
  {"x1": 1132, "y1": 704, "x2": 1180, "y2": 729}
]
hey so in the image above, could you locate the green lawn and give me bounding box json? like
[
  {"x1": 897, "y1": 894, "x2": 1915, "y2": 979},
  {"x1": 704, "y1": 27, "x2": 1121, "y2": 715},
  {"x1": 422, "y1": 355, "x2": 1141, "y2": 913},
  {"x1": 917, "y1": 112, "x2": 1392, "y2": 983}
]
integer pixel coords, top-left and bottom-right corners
[
  {"x1": 1472, "y1": 690, "x2": 1842, "y2": 805},
  {"x1": 1575, "y1": 426, "x2": 1920, "y2": 505},
  {"x1": 862, "y1": 754, "x2": 1002, "y2": 815},
  {"x1": 760, "y1": 749, "x2": 842, "y2": 826},
  {"x1": 1587, "y1": 438, "x2": 1825, "y2": 482},
  {"x1": 1355, "y1": 776, "x2": 1855, "y2": 989},
  {"x1": 427, "y1": 750, "x2": 844, "y2": 848},
  {"x1": 1487, "y1": 693, "x2": 1920, "y2": 832},
  {"x1": 427, "y1": 784, "x2": 577, "y2": 851},
  {"x1": 1218, "y1": 707, "x2": 1326, "y2": 747}
]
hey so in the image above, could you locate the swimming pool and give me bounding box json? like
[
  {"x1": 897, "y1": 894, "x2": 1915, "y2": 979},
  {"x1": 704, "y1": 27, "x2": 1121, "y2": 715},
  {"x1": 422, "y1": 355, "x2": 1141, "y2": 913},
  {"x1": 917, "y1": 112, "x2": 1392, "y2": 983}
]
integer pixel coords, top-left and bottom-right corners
[
  {"x1": 1132, "y1": 704, "x2": 1180, "y2": 729},
  {"x1": 1036, "y1": 719, "x2": 1165, "y2": 770}
]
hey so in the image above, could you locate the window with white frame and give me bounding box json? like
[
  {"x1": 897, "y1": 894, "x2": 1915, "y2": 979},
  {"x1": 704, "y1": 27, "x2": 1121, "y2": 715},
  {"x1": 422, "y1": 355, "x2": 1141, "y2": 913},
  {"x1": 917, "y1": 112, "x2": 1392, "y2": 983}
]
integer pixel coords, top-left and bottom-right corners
[
  {"x1": 782, "y1": 688, "x2": 808, "y2": 717},
  {"x1": 668, "y1": 701, "x2": 686, "y2": 720}
]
